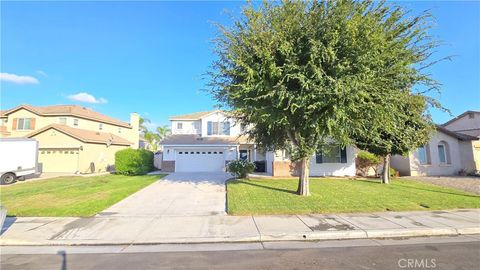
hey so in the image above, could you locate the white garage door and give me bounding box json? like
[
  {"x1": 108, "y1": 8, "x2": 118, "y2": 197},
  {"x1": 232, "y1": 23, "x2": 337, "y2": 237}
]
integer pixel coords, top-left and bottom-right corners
[{"x1": 176, "y1": 149, "x2": 225, "y2": 172}]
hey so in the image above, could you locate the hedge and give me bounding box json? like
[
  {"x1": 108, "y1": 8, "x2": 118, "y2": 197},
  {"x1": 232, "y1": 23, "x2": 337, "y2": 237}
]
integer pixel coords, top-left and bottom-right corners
[{"x1": 115, "y1": 148, "x2": 154, "y2": 175}]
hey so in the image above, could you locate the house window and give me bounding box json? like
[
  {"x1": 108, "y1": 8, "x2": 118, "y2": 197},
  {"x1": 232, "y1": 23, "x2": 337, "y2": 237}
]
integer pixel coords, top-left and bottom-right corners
[
  {"x1": 437, "y1": 141, "x2": 450, "y2": 164},
  {"x1": 177, "y1": 122, "x2": 183, "y2": 129},
  {"x1": 118, "y1": 127, "x2": 122, "y2": 133},
  {"x1": 316, "y1": 145, "x2": 347, "y2": 163},
  {"x1": 468, "y1": 113, "x2": 474, "y2": 119},
  {"x1": 99, "y1": 123, "x2": 103, "y2": 130},
  {"x1": 17, "y1": 118, "x2": 32, "y2": 130},
  {"x1": 207, "y1": 121, "x2": 231, "y2": 135},
  {"x1": 194, "y1": 122, "x2": 200, "y2": 130},
  {"x1": 418, "y1": 145, "x2": 430, "y2": 164},
  {"x1": 73, "y1": 119, "x2": 79, "y2": 127},
  {"x1": 59, "y1": 117, "x2": 67, "y2": 125}
]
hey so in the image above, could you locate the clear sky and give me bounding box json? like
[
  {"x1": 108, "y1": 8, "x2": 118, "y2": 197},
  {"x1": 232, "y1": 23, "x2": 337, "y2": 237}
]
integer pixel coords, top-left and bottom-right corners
[{"x1": 1, "y1": 1, "x2": 479, "y2": 130}]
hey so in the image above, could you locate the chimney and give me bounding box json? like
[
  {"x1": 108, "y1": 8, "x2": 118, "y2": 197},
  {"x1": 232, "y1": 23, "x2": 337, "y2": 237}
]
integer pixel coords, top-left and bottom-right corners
[{"x1": 130, "y1": 112, "x2": 140, "y2": 149}]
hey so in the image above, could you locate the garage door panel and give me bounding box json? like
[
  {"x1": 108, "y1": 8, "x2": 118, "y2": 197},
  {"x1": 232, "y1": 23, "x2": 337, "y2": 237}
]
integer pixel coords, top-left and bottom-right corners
[
  {"x1": 176, "y1": 149, "x2": 225, "y2": 172},
  {"x1": 39, "y1": 148, "x2": 79, "y2": 173}
]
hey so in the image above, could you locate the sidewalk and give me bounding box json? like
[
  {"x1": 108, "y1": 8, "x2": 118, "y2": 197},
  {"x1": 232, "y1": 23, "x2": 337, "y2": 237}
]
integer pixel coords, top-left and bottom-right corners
[{"x1": 1, "y1": 209, "x2": 479, "y2": 246}]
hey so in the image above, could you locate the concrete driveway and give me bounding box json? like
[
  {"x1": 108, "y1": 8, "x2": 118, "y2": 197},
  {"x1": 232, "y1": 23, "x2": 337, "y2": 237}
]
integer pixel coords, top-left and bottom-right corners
[{"x1": 98, "y1": 172, "x2": 231, "y2": 217}]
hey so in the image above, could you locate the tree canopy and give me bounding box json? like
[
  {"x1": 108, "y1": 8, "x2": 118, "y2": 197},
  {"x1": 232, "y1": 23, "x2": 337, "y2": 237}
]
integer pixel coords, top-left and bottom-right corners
[{"x1": 209, "y1": 0, "x2": 442, "y2": 194}]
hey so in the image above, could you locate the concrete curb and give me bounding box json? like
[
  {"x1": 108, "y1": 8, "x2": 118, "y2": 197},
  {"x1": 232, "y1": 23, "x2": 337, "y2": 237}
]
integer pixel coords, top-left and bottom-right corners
[{"x1": 1, "y1": 227, "x2": 478, "y2": 246}]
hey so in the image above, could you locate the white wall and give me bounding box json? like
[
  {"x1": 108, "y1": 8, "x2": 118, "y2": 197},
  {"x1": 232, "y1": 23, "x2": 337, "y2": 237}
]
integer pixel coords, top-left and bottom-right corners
[
  {"x1": 200, "y1": 112, "x2": 242, "y2": 137},
  {"x1": 443, "y1": 112, "x2": 480, "y2": 132},
  {"x1": 171, "y1": 120, "x2": 201, "y2": 135},
  {"x1": 266, "y1": 146, "x2": 357, "y2": 177},
  {"x1": 409, "y1": 131, "x2": 462, "y2": 176},
  {"x1": 309, "y1": 146, "x2": 357, "y2": 176},
  {"x1": 391, "y1": 155, "x2": 411, "y2": 176}
]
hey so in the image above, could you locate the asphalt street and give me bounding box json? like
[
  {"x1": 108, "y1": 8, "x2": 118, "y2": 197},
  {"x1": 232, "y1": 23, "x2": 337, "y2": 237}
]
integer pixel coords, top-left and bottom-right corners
[{"x1": 2, "y1": 236, "x2": 480, "y2": 270}]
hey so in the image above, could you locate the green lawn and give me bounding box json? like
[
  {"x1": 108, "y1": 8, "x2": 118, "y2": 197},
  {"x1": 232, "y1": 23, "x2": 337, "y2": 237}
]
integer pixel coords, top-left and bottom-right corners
[
  {"x1": 0, "y1": 174, "x2": 164, "y2": 217},
  {"x1": 227, "y1": 178, "x2": 480, "y2": 215}
]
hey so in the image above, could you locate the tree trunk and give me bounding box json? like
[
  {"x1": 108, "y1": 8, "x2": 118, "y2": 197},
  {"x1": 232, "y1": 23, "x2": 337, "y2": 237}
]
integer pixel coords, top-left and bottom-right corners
[
  {"x1": 297, "y1": 157, "x2": 311, "y2": 196},
  {"x1": 381, "y1": 154, "x2": 390, "y2": 184}
]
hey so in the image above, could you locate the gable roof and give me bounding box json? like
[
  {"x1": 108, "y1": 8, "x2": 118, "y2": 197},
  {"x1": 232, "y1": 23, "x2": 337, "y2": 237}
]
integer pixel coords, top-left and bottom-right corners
[
  {"x1": 169, "y1": 110, "x2": 222, "y2": 120},
  {"x1": 441, "y1": 110, "x2": 480, "y2": 127},
  {"x1": 160, "y1": 134, "x2": 251, "y2": 145},
  {"x1": 26, "y1": 124, "x2": 133, "y2": 146},
  {"x1": 1, "y1": 104, "x2": 131, "y2": 128},
  {"x1": 436, "y1": 125, "x2": 478, "y2": 141}
]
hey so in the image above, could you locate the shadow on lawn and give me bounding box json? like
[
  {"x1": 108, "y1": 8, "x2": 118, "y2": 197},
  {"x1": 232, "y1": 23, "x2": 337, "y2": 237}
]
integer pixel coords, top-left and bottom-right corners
[
  {"x1": 234, "y1": 180, "x2": 297, "y2": 195},
  {"x1": 354, "y1": 179, "x2": 480, "y2": 199}
]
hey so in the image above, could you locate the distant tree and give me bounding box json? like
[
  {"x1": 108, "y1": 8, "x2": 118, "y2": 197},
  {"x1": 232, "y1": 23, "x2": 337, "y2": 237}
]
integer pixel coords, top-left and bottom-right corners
[
  {"x1": 139, "y1": 117, "x2": 150, "y2": 135},
  {"x1": 156, "y1": 125, "x2": 171, "y2": 141},
  {"x1": 209, "y1": 0, "x2": 443, "y2": 195},
  {"x1": 353, "y1": 94, "x2": 435, "y2": 184}
]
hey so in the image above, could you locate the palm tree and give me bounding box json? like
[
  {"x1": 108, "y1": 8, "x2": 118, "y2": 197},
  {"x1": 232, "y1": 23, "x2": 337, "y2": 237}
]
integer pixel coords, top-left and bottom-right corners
[
  {"x1": 156, "y1": 125, "x2": 171, "y2": 141},
  {"x1": 139, "y1": 117, "x2": 150, "y2": 135}
]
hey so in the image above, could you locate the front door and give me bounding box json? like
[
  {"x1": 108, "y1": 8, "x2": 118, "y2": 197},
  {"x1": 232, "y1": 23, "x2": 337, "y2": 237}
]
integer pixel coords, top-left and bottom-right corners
[{"x1": 239, "y1": 150, "x2": 248, "y2": 161}]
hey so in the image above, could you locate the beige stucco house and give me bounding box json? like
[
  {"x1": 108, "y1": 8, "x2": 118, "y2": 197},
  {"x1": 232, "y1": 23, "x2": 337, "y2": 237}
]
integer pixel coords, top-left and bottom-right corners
[
  {"x1": 0, "y1": 104, "x2": 140, "y2": 173},
  {"x1": 391, "y1": 111, "x2": 480, "y2": 176}
]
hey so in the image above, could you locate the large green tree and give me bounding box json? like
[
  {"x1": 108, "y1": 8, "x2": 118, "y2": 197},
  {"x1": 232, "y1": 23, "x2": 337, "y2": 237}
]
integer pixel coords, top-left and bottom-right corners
[{"x1": 209, "y1": 0, "x2": 442, "y2": 195}]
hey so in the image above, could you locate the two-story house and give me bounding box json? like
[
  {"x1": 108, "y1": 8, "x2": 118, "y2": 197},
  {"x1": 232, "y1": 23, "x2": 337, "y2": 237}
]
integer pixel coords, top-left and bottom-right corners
[
  {"x1": 160, "y1": 110, "x2": 357, "y2": 176},
  {"x1": 0, "y1": 104, "x2": 140, "y2": 174}
]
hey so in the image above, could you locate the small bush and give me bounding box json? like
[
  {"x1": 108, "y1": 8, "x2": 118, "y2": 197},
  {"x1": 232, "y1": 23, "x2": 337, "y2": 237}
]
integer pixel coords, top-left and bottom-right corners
[
  {"x1": 227, "y1": 160, "x2": 255, "y2": 178},
  {"x1": 115, "y1": 148, "x2": 154, "y2": 175},
  {"x1": 356, "y1": 151, "x2": 381, "y2": 176},
  {"x1": 389, "y1": 167, "x2": 398, "y2": 177}
]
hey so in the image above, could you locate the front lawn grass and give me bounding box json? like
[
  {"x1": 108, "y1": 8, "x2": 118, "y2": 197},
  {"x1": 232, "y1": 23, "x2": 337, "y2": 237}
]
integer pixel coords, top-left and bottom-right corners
[
  {"x1": 0, "y1": 174, "x2": 164, "y2": 217},
  {"x1": 227, "y1": 178, "x2": 480, "y2": 215}
]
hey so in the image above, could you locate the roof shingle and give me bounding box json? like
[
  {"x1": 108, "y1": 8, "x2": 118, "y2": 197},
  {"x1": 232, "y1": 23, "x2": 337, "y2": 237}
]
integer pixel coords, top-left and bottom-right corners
[
  {"x1": 2, "y1": 104, "x2": 131, "y2": 128},
  {"x1": 160, "y1": 134, "x2": 251, "y2": 145},
  {"x1": 27, "y1": 124, "x2": 133, "y2": 146}
]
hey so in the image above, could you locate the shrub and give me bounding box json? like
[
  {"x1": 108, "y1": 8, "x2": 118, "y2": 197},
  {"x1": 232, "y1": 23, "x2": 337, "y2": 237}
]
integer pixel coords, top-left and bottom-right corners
[
  {"x1": 356, "y1": 151, "x2": 381, "y2": 176},
  {"x1": 389, "y1": 167, "x2": 399, "y2": 177},
  {"x1": 227, "y1": 160, "x2": 255, "y2": 178},
  {"x1": 115, "y1": 148, "x2": 154, "y2": 175}
]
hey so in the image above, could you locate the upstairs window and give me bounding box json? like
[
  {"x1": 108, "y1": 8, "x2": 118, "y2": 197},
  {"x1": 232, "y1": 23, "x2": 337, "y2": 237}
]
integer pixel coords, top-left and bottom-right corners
[
  {"x1": 118, "y1": 127, "x2": 122, "y2": 133},
  {"x1": 59, "y1": 117, "x2": 67, "y2": 125},
  {"x1": 316, "y1": 145, "x2": 347, "y2": 164},
  {"x1": 177, "y1": 122, "x2": 183, "y2": 129},
  {"x1": 207, "y1": 121, "x2": 231, "y2": 135},
  {"x1": 16, "y1": 118, "x2": 33, "y2": 130},
  {"x1": 99, "y1": 123, "x2": 103, "y2": 130},
  {"x1": 73, "y1": 119, "x2": 79, "y2": 127}
]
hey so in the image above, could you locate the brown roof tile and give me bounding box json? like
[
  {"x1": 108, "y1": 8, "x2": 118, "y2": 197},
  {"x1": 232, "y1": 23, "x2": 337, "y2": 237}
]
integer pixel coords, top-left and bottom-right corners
[
  {"x1": 3, "y1": 104, "x2": 131, "y2": 128},
  {"x1": 27, "y1": 124, "x2": 133, "y2": 146},
  {"x1": 169, "y1": 110, "x2": 219, "y2": 120},
  {"x1": 160, "y1": 134, "x2": 251, "y2": 145}
]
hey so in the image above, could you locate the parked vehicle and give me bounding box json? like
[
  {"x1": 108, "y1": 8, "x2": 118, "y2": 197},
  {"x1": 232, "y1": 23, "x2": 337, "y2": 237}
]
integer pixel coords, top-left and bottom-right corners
[{"x1": 0, "y1": 138, "x2": 39, "y2": 185}]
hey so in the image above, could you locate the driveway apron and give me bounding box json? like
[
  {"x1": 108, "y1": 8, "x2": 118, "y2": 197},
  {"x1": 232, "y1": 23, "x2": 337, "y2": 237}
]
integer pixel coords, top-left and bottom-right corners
[{"x1": 98, "y1": 172, "x2": 231, "y2": 217}]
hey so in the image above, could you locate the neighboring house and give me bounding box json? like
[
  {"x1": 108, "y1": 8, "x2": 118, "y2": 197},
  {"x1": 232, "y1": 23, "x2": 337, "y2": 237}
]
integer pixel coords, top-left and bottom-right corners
[
  {"x1": 0, "y1": 104, "x2": 140, "y2": 174},
  {"x1": 442, "y1": 110, "x2": 480, "y2": 172},
  {"x1": 160, "y1": 110, "x2": 356, "y2": 176},
  {"x1": 391, "y1": 111, "x2": 480, "y2": 176}
]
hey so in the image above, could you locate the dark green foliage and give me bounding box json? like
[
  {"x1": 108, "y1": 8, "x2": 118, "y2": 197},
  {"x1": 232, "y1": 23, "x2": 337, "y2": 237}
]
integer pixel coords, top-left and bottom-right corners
[
  {"x1": 227, "y1": 160, "x2": 256, "y2": 178},
  {"x1": 115, "y1": 149, "x2": 154, "y2": 175},
  {"x1": 209, "y1": 0, "x2": 443, "y2": 192}
]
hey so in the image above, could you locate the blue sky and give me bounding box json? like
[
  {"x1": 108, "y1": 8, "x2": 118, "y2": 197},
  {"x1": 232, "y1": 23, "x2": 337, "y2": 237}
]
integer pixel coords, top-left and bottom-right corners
[{"x1": 1, "y1": 1, "x2": 479, "y2": 129}]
